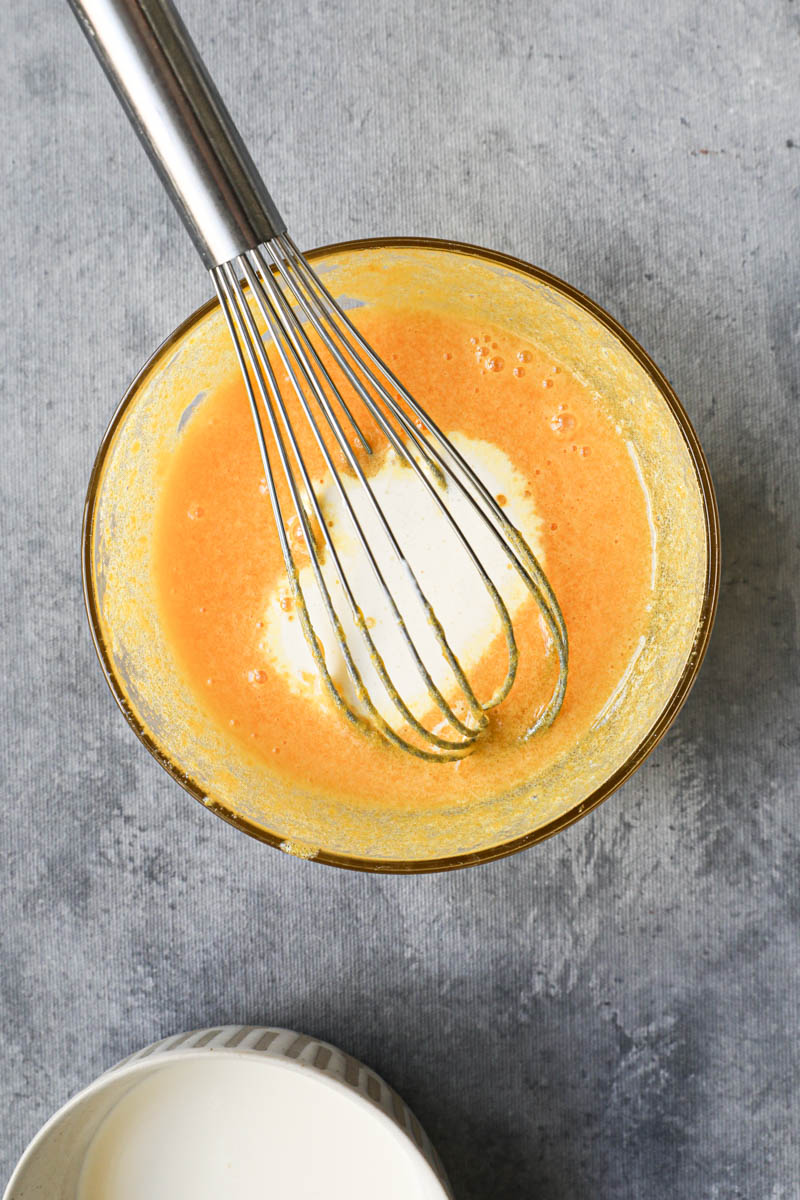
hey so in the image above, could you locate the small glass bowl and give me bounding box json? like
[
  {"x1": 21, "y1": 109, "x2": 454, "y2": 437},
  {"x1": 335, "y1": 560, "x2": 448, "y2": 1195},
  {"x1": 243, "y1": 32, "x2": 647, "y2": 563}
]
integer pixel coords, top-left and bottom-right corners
[{"x1": 83, "y1": 238, "x2": 719, "y2": 872}]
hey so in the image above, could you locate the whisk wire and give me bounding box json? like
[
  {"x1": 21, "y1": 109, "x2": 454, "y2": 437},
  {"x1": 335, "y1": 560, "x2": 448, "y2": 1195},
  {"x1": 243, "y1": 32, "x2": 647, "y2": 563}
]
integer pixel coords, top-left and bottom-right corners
[
  {"x1": 244, "y1": 250, "x2": 373, "y2": 457},
  {"x1": 211, "y1": 268, "x2": 363, "y2": 737},
  {"x1": 238, "y1": 260, "x2": 486, "y2": 746},
  {"x1": 245, "y1": 249, "x2": 496, "y2": 732},
  {"x1": 213, "y1": 262, "x2": 484, "y2": 759},
  {"x1": 302, "y1": 249, "x2": 569, "y2": 651},
  {"x1": 258, "y1": 240, "x2": 524, "y2": 709},
  {"x1": 213, "y1": 234, "x2": 569, "y2": 755},
  {"x1": 269, "y1": 234, "x2": 568, "y2": 729},
  {"x1": 216, "y1": 266, "x2": 422, "y2": 755}
]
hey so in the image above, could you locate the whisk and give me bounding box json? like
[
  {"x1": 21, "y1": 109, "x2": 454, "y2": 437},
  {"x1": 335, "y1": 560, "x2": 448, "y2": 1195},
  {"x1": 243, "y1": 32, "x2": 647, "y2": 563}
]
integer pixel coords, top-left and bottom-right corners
[{"x1": 70, "y1": 0, "x2": 567, "y2": 760}]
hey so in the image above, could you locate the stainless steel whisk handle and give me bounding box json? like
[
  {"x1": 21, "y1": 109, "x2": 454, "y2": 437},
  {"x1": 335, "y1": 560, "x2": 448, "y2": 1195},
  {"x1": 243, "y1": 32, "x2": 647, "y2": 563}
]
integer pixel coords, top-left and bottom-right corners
[{"x1": 68, "y1": 0, "x2": 285, "y2": 268}]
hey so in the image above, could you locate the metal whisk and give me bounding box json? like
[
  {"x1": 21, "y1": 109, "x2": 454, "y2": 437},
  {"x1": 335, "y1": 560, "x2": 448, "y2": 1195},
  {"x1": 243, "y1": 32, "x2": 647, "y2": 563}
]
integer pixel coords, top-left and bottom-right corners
[{"x1": 70, "y1": 0, "x2": 567, "y2": 760}]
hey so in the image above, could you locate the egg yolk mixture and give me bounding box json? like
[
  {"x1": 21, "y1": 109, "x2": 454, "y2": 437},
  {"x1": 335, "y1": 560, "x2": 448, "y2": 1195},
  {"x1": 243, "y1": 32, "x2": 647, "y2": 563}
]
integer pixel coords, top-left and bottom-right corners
[{"x1": 153, "y1": 306, "x2": 654, "y2": 810}]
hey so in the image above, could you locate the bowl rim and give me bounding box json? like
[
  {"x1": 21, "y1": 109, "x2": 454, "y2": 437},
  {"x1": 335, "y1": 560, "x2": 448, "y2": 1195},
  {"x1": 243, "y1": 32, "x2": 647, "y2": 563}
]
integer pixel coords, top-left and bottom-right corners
[{"x1": 82, "y1": 235, "x2": 720, "y2": 874}]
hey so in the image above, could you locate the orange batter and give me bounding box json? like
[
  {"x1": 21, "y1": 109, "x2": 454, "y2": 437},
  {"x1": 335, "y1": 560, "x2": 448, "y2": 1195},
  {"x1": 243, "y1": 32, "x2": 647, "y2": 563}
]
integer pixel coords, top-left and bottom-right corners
[{"x1": 153, "y1": 306, "x2": 654, "y2": 810}]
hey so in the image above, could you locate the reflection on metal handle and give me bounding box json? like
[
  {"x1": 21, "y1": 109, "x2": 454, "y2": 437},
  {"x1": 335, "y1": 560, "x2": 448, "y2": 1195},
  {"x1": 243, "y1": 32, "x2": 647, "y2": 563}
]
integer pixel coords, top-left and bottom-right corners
[{"x1": 68, "y1": 0, "x2": 285, "y2": 267}]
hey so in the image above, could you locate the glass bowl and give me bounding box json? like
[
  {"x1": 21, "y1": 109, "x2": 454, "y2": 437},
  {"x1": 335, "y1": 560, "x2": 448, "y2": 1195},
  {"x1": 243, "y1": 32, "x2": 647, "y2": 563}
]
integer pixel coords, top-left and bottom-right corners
[{"x1": 83, "y1": 238, "x2": 719, "y2": 872}]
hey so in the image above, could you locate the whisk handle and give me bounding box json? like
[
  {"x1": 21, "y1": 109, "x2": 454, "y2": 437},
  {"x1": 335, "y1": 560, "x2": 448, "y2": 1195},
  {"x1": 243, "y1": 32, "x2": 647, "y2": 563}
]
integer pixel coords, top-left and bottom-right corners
[{"x1": 68, "y1": 0, "x2": 285, "y2": 268}]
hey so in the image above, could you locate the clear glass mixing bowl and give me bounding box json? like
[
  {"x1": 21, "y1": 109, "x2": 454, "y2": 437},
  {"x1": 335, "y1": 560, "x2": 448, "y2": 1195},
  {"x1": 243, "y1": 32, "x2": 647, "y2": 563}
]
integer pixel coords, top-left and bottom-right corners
[{"x1": 83, "y1": 238, "x2": 719, "y2": 872}]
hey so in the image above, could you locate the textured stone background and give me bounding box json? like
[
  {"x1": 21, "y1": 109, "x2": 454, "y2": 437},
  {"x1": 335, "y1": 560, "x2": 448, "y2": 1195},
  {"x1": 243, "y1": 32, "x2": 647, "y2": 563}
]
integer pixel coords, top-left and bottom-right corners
[{"x1": 2, "y1": 0, "x2": 798, "y2": 1195}]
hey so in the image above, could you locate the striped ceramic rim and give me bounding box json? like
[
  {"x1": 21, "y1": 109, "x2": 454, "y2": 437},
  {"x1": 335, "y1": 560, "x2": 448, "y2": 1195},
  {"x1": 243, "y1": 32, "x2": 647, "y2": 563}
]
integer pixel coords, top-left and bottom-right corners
[{"x1": 5, "y1": 1025, "x2": 452, "y2": 1199}]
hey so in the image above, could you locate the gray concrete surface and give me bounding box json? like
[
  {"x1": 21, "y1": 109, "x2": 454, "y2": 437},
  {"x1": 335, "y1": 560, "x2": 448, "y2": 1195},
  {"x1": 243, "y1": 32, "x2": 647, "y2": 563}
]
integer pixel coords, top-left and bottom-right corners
[{"x1": 2, "y1": 0, "x2": 798, "y2": 1195}]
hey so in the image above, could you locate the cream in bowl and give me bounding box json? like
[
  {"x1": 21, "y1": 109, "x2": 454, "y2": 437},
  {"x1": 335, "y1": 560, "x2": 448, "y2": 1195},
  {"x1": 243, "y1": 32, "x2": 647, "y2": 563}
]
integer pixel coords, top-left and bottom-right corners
[
  {"x1": 83, "y1": 238, "x2": 719, "y2": 870},
  {"x1": 4, "y1": 1027, "x2": 451, "y2": 1199}
]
